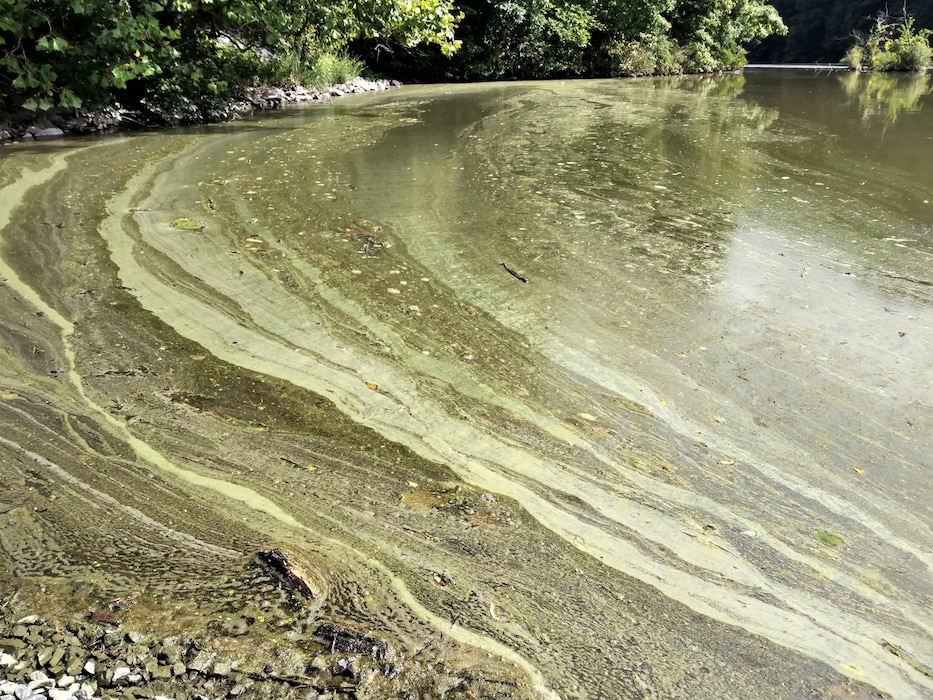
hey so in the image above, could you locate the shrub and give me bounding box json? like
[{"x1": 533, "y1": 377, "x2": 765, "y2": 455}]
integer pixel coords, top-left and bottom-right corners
[
  {"x1": 844, "y1": 12, "x2": 932, "y2": 72},
  {"x1": 842, "y1": 45, "x2": 864, "y2": 70},
  {"x1": 306, "y1": 53, "x2": 367, "y2": 87}
]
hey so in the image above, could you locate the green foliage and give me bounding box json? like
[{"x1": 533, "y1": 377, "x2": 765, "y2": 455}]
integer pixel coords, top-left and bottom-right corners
[
  {"x1": 843, "y1": 44, "x2": 865, "y2": 70},
  {"x1": 447, "y1": 0, "x2": 600, "y2": 79},
  {"x1": 844, "y1": 11, "x2": 932, "y2": 72},
  {"x1": 0, "y1": 0, "x2": 462, "y2": 113},
  {"x1": 365, "y1": 0, "x2": 786, "y2": 80},
  {"x1": 306, "y1": 54, "x2": 368, "y2": 87},
  {"x1": 1, "y1": 0, "x2": 788, "y2": 111}
]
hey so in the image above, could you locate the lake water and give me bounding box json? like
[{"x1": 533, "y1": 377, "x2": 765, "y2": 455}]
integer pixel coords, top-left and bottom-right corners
[{"x1": 1, "y1": 70, "x2": 931, "y2": 699}]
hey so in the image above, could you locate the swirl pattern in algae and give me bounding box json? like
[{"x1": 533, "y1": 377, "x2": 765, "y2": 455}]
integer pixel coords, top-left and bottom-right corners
[{"x1": 1, "y1": 81, "x2": 931, "y2": 700}]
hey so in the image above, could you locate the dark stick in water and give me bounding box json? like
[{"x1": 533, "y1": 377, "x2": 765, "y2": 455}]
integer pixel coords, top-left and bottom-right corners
[{"x1": 501, "y1": 262, "x2": 529, "y2": 283}]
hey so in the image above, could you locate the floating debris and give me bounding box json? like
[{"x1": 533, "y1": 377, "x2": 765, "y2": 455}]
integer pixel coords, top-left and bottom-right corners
[
  {"x1": 168, "y1": 217, "x2": 204, "y2": 231},
  {"x1": 814, "y1": 529, "x2": 844, "y2": 547},
  {"x1": 501, "y1": 262, "x2": 528, "y2": 283}
]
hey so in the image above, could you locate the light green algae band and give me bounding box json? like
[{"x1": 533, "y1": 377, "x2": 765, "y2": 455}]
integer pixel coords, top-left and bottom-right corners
[{"x1": 91, "y1": 129, "x2": 932, "y2": 699}]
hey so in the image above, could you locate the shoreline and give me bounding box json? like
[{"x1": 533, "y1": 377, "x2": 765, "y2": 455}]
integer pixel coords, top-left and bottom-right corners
[{"x1": 0, "y1": 77, "x2": 399, "y2": 145}]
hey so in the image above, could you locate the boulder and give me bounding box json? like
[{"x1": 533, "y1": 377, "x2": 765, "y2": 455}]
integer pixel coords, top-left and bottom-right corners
[{"x1": 34, "y1": 127, "x2": 65, "y2": 141}]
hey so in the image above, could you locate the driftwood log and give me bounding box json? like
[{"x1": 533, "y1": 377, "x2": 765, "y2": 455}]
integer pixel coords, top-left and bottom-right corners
[
  {"x1": 314, "y1": 622, "x2": 388, "y2": 660},
  {"x1": 254, "y1": 549, "x2": 315, "y2": 598}
]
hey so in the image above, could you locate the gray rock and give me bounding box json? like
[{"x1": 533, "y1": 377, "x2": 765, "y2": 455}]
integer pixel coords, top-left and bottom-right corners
[
  {"x1": 26, "y1": 671, "x2": 52, "y2": 689},
  {"x1": 64, "y1": 657, "x2": 84, "y2": 677},
  {"x1": 186, "y1": 649, "x2": 215, "y2": 673},
  {"x1": 54, "y1": 675, "x2": 75, "y2": 689},
  {"x1": 150, "y1": 665, "x2": 172, "y2": 680},
  {"x1": 157, "y1": 645, "x2": 183, "y2": 665},
  {"x1": 0, "y1": 638, "x2": 27, "y2": 653},
  {"x1": 48, "y1": 647, "x2": 65, "y2": 672},
  {"x1": 35, "y1": 648, "x2": 55, "y2": 667},
  {"x1": 34, "y1": 128, "x2": 64, "y2": 141},
  {"x1": 211, "y1": 659, "x2": 234, "y2": 676}
]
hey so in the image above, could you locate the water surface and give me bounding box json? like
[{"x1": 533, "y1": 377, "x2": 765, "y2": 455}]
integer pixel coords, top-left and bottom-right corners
[{"x1": 1, "y1": 70, "x2": 931, "y2": 699}]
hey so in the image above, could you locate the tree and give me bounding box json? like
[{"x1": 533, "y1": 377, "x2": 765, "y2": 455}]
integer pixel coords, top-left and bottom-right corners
[
  {"x1": 359, "y1": 0, "x2": 786, "y2": 79},
  {"x1": 0, "y1": 0, "x2": 463, "y2": 112}
]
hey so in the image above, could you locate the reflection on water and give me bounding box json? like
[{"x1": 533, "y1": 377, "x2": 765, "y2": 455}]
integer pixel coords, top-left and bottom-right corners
[
  {"x1": 2, "y1": 71, "x2": 932, "y2": 699},
  {"x1": 839, "y1": 70, "x2": 933, "y2": 123}
]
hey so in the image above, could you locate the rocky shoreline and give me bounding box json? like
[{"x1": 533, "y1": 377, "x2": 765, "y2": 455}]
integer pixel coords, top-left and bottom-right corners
[
  {"x1": 1, "y1": 612, "x2": 389, "y2": 700},
  {"x1": 0, "y1": 77, "x2": 399, "y2": 144},
  {"x1": 0, "y1": 549, "x2": 409, "y2": 700}
]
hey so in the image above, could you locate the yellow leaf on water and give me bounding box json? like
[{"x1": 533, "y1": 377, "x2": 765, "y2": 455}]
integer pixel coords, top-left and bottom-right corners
[
  {"x1": 365, "y1": 382, "x2": 379, "y2": 390},
  {"x1": 854, "y1": 466, "x2": 865, "y2": 474}
]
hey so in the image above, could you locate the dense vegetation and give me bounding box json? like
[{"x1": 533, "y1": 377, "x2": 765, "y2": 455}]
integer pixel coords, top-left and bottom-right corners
[
  {"x1": 360, "y1": 0, "x2": 787, "y2": 81},
  {"x1": 2, "y1": 0, "x2": 787, "y2": 113},
  {"x1": 0, "y1": 0, "x2": 462, "y2": 112},
  {"x1": 749, "y1": 0, "x2": 933, "y2": 63},
  {"x1": 841, "y1": 11, "x2": 932, "y2": 71}
]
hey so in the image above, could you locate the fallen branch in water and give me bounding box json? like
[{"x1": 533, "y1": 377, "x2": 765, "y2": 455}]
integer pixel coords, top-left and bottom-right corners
[{"x1": 501, "y1": 262, "x2": 528, "y2": 283}]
